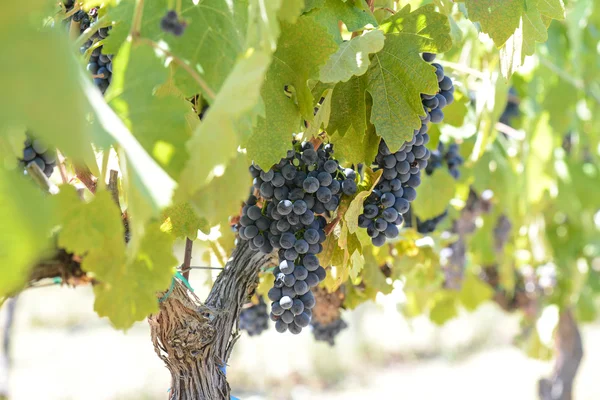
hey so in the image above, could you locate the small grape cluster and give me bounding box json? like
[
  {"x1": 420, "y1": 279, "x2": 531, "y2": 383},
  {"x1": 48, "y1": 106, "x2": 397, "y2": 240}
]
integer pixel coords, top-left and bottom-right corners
[
  {"x1": 160, "y1": 10, "x2": 188, "y2": 36},
  {"x1": 238, "y1": 141, "x2": 357, "y2": 334},
  {"x1": 404, "y1": 208, "x2": 448, "y2": 234},
  {"x1": 311, "y1": 318, "x2": 347, "y2": 346},
  {"x1": 426, "y1": 142, "x2": 464, "y2": 179},
  {"x1": 421, "y1": 52, "x2": 455, "y2": 116},
  {"x1": 239, "y1": 297, "x2": 269, "y2": 337},
  {"x1": 75, "y1": 8, "x2": 113, "y2": 94},
  {"x1": 20, "y1": 135, "x2": 57, "y2": 178},
  {"x1": 358, "y1": 52, "x2": 455, "y2": 246}
]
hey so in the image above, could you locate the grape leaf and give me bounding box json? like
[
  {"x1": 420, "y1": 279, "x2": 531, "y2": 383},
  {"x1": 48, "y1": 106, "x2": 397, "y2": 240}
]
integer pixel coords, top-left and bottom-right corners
[
  {"x1": 56, "y1": 187, "x2": 125, "y2": 260},
  {"x1": 429, "y1": 291, "x2": 458, "y2": 325},
  {"x1": 277, "y1": 0, "x2": 305, "y2": 23},
  {"x1": 104, "y1": 0, "x2": 248, "y2": 98},
  {"x1": 345, "y1": 168, "x2": 382, "y2": 234},
  {"x1": 57, "y1": 187, "x2": 177, "y2": 328},
  {"x1": 92, "y1": 222, "x2": 178, "y2": 329},
  {"x1": 106, "y1": 44, "x2": 192, "y2": 179},
  {"x1": 367, "y1": 5, "x2": 452, "y2": 151},
  {"x1": 189, "y1": 154, "x2": 251, "y2": 227},
  {"x1": 0, "y1": 6, "x2": 98, "y2": 171},
  {"x1": 0, "y1": 168, "x2": 55, "y2": 297},
  {"x1": 247, "y1": 0, "x2": 283, "y2": 52},
  {"x1": 414, "y1": 169, "x2": 455, "y2": 220},
  {"x1": 309, "y1": 0, "x2": 378, "y2": 42},
  {"x1": 329, "y1": 107, "x2": 380, "y2": 166},
  {"x1": 458, "y1": 273, "x2": 493, "y2": 311},
  {"x1": 305, "y1": 89, "x2": 333, "y2": 139},
  {"x1": 463, "y1": 0, "x2": 565, "y2": 77},
  {"x1": 245, "y1": 16, "x2": 337, "y2": 169},
  {"x1": 319, "y1": 30, "x2": 385, "y2": 83},
  {"x1": 327, "y1": 75, "x2": 368, "y2": 137},
  {"x1": 177, "y1": 51, "x2": 269, "y2": 199},
  {"x1": 162, "y1": 202, "x2": 210, "y2": 240}
]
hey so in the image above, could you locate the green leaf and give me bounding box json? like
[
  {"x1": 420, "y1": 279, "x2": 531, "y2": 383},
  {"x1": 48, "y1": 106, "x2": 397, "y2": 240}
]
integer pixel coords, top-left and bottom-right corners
[
  {"x1": 345, "y1": 168, "x2": 382, "y2": 234},
  {"x1": 465, "y1": 0, "x2": 529, "y2": 47},
  {"x1": 414, "y1": 169, "x2": 455, "y2": 220},
  {"x1": 0, "y1": 7, "x2": 98, "y2": 169},
  {"x1": 367, "y1": 5, "x2": 452, "y2": 151},
  {"x1": 277, "y1": 0, "x2": 305, "y2": 23},
  {"x1": 463, "y1": 0, "x2": 565, "y2": 77},
  {"x1": 178, "y1": 51, "x2": 269, "y2": 199},
  {"x1": 93, "y1": 222, "x2": 178, "y2": 329},
  {"x1": 57, "y1": 188, "x2": 124, "y2": 257},
  {"x1": 458, "y1": 273, "x2": 493, "y2": 311},
  {"x1": 189, "y1": 154, "x2": 250, "y2": 227},
  {"x1": 319, "y1": 30, "x2": 385, "y2": 83},
  {"x1": 247, "y1": 0, "x2": 283, "y2": 52},
  {"x1": 305, "y1": 89, "x2": 333, "y2": 139},
  {"x1": 327, "y1": 75, "x2": 368, "y2": 137},
  {"x1": 106, "y1": 44, "x2": 192, "y2": 179},
  {"x1": 246, "y1": 16, "x2": 337, "y2": 169},
  {"x1": 309, "y1": 0, "x2": 378, "y2": 42},
  {"x1": 362, "y1": 252, "x2": 393, "y2": 295},
  {"x1": 329, "y1": 123, "x2": 379, "y2": 166},
  {"x1": 105, "y1": 0, "x2": 248, "y2": 98},
  {"x1": 429, "y1": 291, "x2": 458, "y2": 325},
  {"x1": 0, "y1": 168, "x2": 55, "y2": 296},
  {"x1": 162, "y1": 202, "x2": 209, "y2": 240},
  {"x1": 57, "y1": 188, "x2": 177, "y2": 328}
]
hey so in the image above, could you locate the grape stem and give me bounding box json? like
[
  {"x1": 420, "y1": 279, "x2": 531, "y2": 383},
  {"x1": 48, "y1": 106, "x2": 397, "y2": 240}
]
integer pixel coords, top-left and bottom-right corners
[
  {"x1": 61, "y1": 3, "x2": 81, "y2": 20},
  {"x1": 74, "y1": 15, "x2": 111, "y2": 48},
  {"x1": 56, "y1": 150, "x2": 70, "y2": 185},
  {"x1": 438, "y1": 60, "x2": 488, "y2": 81},
  {"x1": 74, "y1": 164, "x2": 98, "y2": 194},
  {"x1": 108, "y1": 170, "x2": 121, "y2": 209},
  {"x1": 374, "y1": 7, "x2": 395, "y2": 14},
  {"x1": 495, "y1": 122, "x2": 525, "y2": 141},
  {"x1": 26, "y1": 162, "x2": 59, "y2": 195}
]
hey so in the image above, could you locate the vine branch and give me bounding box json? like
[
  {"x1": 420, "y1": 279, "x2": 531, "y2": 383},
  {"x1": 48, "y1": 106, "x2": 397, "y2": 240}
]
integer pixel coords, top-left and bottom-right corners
[{"x1": 182, "y1": 238, "x2": 194, "y2": 281}]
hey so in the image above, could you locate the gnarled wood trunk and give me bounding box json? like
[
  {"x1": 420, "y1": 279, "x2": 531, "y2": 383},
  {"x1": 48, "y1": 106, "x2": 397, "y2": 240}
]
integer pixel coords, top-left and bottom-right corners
[
  {"x1": 538, "y1": 309, "x2": 583, "y2": 400},
  {"x1": 149, "y1": 240, "x2": 274, "y2": 400}
]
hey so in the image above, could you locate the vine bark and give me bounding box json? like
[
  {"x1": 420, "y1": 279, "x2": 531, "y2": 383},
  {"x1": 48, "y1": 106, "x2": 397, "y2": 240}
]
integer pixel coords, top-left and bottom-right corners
[
  {"x1": 148, "y1": 239, "x2": 274, "y2": 400},
  {"x1": 538, "y1": 309, "x2": 583, "y2": 400}
]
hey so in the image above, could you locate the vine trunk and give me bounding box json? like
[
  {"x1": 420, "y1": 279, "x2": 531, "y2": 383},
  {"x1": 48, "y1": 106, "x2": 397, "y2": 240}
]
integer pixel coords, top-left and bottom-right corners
[{"x1": 148, "y1": 240, "x2": 274, "y2": 400}]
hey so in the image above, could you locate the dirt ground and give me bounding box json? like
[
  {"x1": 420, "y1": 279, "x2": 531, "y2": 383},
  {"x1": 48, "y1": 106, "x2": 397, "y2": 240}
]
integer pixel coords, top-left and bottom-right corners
[{"x1": 1, "y1": 284, "x2": 598, "y2": 400}]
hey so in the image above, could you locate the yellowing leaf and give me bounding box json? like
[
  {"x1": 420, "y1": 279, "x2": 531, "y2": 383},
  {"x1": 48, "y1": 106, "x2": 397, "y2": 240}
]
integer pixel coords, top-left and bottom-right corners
[
  {"x1": 0, "y1": 167, "x2": 54, "y2": 296},
  {"x1": 345, "y1": 168, "x2": 382, "y2": 233}
]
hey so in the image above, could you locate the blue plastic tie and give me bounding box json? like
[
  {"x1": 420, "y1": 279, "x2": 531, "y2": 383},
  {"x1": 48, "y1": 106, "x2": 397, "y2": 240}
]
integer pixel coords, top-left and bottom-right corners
[{"x1": 159, "y1": 271, "x2": 195, "y2": 303}]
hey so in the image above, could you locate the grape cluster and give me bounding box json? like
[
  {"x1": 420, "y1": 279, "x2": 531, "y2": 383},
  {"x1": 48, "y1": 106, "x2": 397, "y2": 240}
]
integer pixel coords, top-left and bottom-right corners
[
  {"x1": 311, "y1": 318, "x2": 347, "y2": 346},
  {"x1": 425, "y1": 142, "x2": 464, "y2": 179},
  {"x1": 160, "y1": 10, "x2": 187, "y2": 36},
  {"x1": 358, "y1": 52, "x2": 455, "y2": 246},
  {"x1": 20, "y1": 135, "x2": 57, "y2": 178},
  {"x1": 239, "y1": 297, "x2": 269, "y2": 337},
  {"x1": 238, "y1": 141, "x2": 357, "y2": 334},
  {"x1": 404, "y1": 208, "x2": 448, "y2": 234},
  {"x1": 74, "y1": 8, "x2": 113, "y2": 94}
]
